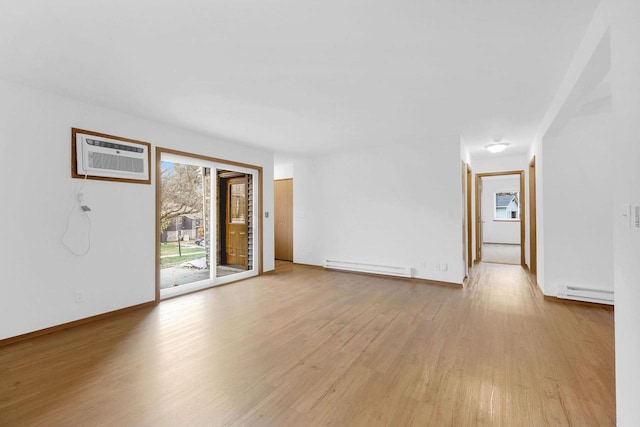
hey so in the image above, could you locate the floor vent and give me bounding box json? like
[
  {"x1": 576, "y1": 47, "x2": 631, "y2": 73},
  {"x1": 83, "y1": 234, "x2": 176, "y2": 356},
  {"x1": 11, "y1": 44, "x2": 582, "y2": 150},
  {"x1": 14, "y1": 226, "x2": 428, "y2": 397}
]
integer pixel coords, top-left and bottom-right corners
[
  {"x1": 557, "y1": 285, "x2": 614, "y2": 305},
  {"x1": 324, "y1": 260, "x2": 412, "y2": 278}
]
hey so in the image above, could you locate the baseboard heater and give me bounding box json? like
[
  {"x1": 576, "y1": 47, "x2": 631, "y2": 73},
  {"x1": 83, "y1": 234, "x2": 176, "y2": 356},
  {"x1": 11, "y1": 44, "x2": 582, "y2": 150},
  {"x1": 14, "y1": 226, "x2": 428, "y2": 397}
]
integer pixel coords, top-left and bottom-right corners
[
  {"x1": 557, "y1": 285, "x2": 614, "y2": 305},
  {"x1": 324, "y1": 259, "x2": 412, "y2": 278}
]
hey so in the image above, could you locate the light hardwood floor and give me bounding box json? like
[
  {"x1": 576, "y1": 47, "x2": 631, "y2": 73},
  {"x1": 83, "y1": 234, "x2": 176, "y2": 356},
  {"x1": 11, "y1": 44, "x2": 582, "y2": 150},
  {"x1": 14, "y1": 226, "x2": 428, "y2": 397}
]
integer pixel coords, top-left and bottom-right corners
[{"x1": 0, "y1": 262, "x2": 615, "y2": 426}]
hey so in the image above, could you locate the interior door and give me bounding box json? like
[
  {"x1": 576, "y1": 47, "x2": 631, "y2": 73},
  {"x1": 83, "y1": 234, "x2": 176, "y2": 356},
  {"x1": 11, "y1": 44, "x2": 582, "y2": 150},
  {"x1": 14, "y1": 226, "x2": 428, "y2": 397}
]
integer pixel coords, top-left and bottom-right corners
[
  {"x1": 461, "y1": 162, "x2": 468, "y2": 277},
  {"x1": 274, "y1": 179, "x2": 293, "y2": 261},
  {"x1": 226, "y1": 177, "x2": 248, "y2": 267},
  {"x1": 529, "y1": 157, "x2": 537, "y2": 275},
  {"x1": 476, "y1": 177, "x2": 483, "y2": 261},
  {"x1": 467, "y1": 165, "x2": 473, "y2": 268}
]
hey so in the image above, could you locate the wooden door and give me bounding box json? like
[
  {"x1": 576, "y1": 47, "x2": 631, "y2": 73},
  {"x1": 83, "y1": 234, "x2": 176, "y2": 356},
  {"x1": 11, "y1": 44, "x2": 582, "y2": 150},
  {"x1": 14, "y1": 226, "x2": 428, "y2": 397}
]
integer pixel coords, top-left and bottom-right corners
[
  {"x1": 274, "y1": 179, "x2": 293, "y2": 261},
  {"x1": 461, "y1": 162, "x2": 468, "y2": 277},
  {"x1": 476, "y1": 176, "x2": 483, "y2": 262},
  {"x1": 467, "y1": 165, "x2": 473, "y2": 268},
  {"x1": 226, "y1": 177, "x2": 248, "y2": 267},
  {"x1": 529, "y1": 157, "x2": 537, "y2": 275}
]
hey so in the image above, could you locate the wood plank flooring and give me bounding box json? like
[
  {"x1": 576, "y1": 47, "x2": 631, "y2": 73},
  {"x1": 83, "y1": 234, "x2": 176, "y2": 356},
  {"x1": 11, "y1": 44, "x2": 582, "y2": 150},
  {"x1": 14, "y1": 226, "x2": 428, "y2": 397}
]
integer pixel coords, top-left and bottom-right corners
[{"x1": 0, "y1": 262, "x2": 615, "y2": 426}]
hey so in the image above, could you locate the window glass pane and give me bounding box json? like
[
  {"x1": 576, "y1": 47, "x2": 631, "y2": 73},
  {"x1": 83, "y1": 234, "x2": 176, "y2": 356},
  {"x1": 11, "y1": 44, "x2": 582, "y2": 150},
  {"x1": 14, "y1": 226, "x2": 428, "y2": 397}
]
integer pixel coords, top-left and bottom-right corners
[
  {"x1": 495, "y1": 191, "x2": 520, "y2": 220},
  {"x1": 159, "y1": 161, "x2": 211, "y2": 289},
  {"x1": 229, "y1": 183, "x2": 246, "y2": 224}
]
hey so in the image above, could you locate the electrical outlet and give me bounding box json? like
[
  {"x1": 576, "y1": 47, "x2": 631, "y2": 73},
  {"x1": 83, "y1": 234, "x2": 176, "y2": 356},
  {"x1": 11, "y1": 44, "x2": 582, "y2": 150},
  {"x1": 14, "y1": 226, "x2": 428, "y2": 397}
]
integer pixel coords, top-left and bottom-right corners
[{"x1": 441, "y1": 263, "x2": 448, "y2": 272}]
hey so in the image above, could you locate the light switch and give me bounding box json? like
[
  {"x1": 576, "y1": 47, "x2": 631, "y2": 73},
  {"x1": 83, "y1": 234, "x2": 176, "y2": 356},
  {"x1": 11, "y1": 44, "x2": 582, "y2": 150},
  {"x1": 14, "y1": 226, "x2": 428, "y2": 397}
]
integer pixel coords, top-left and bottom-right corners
[{"x1": 635, "y1": 206, "x2": 640, "y2": 228}]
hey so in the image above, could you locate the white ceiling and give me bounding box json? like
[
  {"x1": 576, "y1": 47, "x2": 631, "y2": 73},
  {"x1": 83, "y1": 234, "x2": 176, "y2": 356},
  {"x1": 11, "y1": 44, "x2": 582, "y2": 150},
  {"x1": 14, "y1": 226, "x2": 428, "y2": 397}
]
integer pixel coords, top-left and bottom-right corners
[{"x1": 0, "y1": 0, "x2": 599, "y2": 159}]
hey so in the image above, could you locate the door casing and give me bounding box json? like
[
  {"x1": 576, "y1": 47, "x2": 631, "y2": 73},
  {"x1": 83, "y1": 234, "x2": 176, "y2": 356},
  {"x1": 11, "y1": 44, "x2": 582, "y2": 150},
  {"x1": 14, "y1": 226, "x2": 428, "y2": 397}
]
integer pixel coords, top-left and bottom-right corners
[
  {"x1": 475, "y1": 170, "x2": 526, "y2": 267},
  {"x1": 225, "y1": 176, "x2": 249, "y2": 267}
]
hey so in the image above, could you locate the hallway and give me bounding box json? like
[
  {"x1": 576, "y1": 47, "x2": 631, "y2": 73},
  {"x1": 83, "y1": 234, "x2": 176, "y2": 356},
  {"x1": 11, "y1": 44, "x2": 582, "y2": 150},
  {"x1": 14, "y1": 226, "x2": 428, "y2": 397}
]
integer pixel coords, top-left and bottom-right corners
[{"x1": 481, "y1": 243, "x2": 521, "y2": 265}]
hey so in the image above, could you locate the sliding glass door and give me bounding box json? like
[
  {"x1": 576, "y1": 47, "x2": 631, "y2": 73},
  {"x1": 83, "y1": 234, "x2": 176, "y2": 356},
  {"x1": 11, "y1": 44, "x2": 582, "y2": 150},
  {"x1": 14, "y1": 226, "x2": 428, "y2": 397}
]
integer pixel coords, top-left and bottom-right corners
[{"x1": 158, "y1": 150, "x2": 260, "y2": 299}]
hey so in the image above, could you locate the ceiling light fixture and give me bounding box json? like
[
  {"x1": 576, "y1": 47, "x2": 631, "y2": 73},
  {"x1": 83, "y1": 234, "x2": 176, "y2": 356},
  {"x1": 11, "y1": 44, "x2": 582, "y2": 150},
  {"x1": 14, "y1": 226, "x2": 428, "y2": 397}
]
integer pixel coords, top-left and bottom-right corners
[{"x1": 485, "y1": 142, "x2": 509, "y2": 153}]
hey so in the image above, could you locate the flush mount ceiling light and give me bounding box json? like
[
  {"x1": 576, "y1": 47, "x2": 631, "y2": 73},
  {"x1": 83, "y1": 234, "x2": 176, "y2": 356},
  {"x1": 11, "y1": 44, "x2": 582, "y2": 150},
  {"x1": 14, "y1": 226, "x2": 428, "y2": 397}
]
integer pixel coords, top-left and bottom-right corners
[{"x1": 485, "y1": 142, "x2": 509, "y2": 153}]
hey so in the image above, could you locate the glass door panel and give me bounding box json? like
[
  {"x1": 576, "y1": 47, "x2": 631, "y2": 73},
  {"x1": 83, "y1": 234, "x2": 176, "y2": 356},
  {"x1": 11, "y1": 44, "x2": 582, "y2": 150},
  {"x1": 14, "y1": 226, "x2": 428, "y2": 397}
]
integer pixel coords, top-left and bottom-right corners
[
  {"x1": 158, "y1": 150, "x2": 260, "y2": 298},
  {"x1": 159, "y1": 160, "x2": 211, "y2": 290}
]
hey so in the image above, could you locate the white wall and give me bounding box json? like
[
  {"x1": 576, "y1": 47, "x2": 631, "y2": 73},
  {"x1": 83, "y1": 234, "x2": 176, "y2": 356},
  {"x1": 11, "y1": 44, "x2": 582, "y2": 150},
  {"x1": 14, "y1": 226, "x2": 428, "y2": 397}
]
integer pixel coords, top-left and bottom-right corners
[
  {"x1": 0, "y1": 79, "x2": 274, "y2": 340},
  {"x1": 529, "y1": 1, "x2": 640, "y2": 422},
  {"x1": 274, "y1": 157, "x2": 294, "y2": 180},
  {"x1": 293, "y1": 142, "x2": 464, "y2": 284},
  {"x1": 480, "y1": 175, "x2": 521, "y2": 244},
  {"x1": 609, "y1": 0, "x2": 640, "y2": 424},
  {"x1": 529, "y1": 1, "x2": 610, "y2": 297},
  {"x1": 527, "y1": 138, "x2": 545, "y2": 292},
  {"x1": 543, "y1": 110, "x2": 613, "y2": 297},
  {"x1": 471, "y1": 155, "x2": 527, "y2": 175}
]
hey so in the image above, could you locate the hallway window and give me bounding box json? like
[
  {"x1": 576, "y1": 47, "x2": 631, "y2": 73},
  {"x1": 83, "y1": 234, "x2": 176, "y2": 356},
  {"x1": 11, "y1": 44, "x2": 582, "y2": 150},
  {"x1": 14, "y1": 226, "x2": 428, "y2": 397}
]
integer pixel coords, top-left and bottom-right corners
[{"x1": 495, "y1": 191, "x2": 520, "y2": 220}]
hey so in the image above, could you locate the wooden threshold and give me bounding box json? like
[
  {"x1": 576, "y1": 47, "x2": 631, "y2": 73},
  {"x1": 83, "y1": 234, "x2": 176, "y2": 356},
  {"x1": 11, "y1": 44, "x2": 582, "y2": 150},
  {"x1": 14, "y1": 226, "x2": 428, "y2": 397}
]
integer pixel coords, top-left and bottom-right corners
[{"x1": 160, "y1": 274, "x2": 261, "y2": 301}]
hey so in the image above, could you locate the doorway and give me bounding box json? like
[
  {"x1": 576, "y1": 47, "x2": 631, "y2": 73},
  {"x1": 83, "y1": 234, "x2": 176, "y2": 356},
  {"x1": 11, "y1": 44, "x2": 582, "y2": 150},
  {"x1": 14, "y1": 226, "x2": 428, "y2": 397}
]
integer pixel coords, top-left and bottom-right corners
[
  {"x1": 475, "y1": 171, "x2": 525, "y2": 266},
  {"x1": 156, "y1": 148, "x2": 262, "y2": 300},
  {"x1": 218, "y1": 172, "x2": 251, "y2": 275}
]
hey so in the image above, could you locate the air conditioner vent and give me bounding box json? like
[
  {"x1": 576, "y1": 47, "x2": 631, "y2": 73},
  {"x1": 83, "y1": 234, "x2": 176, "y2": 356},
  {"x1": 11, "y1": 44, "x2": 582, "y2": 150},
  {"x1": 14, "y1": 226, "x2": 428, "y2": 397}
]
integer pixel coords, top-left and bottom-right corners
[
  {"x1": 73, "y1": 129, "x2": 150, "y2": 183},
  {"x1": 88, "y1": 151, "x2": 145, "y2": 173},
  {"x1": 86, "y1": 138, "x2": 145, "y2": 153}
]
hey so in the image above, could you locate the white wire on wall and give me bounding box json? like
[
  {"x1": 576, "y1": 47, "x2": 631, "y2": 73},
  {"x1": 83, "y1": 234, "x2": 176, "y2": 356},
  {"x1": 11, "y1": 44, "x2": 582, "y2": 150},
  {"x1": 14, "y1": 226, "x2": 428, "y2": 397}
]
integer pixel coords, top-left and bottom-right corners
[{"x1": 62, "y1": 174, "x2": 92, "y2": 256}]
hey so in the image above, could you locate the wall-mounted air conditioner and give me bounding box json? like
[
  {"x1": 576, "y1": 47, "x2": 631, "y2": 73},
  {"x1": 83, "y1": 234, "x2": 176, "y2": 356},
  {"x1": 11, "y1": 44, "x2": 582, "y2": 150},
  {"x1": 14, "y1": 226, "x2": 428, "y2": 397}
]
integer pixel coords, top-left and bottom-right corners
[{"x1": 73, "y1": 129, "x2": 151, "y2": 183}]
